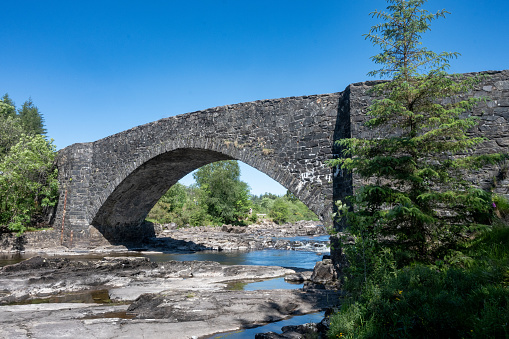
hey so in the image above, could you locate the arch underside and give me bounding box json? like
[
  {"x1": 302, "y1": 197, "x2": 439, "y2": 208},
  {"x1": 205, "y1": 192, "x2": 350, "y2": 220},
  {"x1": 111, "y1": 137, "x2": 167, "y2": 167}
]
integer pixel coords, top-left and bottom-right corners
[{"x1": 92, "y1": 148, "x2": 233, "y2": 227}]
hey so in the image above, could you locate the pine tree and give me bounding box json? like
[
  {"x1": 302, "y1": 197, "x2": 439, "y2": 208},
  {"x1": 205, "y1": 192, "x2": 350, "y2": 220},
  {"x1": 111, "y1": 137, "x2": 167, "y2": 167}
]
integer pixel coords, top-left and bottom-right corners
[
  {"x1": 329, "y1": 0, "x2": 505, "y2": 267},
  {"x1": 18, "y1": 98, "x2": 46, "y2": 136},
  {"x1": 0, "y1": 94, "x2": 17, "y2": 119}
]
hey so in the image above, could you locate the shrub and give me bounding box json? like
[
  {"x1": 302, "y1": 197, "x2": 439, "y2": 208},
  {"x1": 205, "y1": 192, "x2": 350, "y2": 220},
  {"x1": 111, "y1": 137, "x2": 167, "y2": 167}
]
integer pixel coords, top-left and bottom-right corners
[{"x1": 0, "y1": 134, "x2": 58, "y2": 234}]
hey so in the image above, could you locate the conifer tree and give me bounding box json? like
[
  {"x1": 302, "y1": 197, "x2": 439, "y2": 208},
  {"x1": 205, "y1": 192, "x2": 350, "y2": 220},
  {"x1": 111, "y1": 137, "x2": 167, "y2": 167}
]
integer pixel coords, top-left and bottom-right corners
[
  {"x1": 18, "y1": 98, "x2": 46, "y2": 136},
  {"x1": 0, "y1": 94, "x2": 16, "y2": 119},
  {"x1": 330, "y1": 0, "x2": 505, "y2": 267}
]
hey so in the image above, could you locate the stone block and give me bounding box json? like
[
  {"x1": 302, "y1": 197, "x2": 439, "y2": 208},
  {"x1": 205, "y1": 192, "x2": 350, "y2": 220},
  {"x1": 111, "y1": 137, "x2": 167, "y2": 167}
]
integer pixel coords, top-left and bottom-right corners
[
  {"x1": 495, "y1": 80, "x2": 509, "y2": 90},
  {"x1": 496, "y1": 138, "x2": 509, "y2": 147}
]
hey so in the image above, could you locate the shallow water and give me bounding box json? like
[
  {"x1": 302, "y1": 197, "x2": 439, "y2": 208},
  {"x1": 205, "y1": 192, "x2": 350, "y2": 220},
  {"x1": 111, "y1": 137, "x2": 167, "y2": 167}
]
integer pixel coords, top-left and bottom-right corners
[
  {"x1": 1, "y1": 237, "x2": 328, "y2": 336},
  {"x1": 142, "y1": 249, "x2": 323, "y2": 270},
  {"x1": 1, "y1": 236, "x2": 328, "y2": 269},
  {"x1": 207, "y1": 312, "x2": 325, "y2": 339},
  {"x1": 274, "y1": 234, "x2": 330, "y2": 242},
  {"x1": 227, "y1": 277, "x2": 304, "y2": 291}
]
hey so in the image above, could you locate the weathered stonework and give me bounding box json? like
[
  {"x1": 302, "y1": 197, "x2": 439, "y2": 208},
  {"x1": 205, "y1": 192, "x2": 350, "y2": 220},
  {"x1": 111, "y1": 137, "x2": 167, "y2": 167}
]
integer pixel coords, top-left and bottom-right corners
[
  {"x1": 53, "y1": 70, "x2": 509, "y2": 247},
  {"x1": 54, "y1": 94, "x2": 343, "y2": 246}
]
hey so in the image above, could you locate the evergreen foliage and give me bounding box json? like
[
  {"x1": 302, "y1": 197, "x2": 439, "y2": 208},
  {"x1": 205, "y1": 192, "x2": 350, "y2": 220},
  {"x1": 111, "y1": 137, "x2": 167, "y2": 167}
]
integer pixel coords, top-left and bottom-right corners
[
  {"x1": 327, "y1": 1, "x2": 509, "y2": 337},
  {"x1": 18, "y1": 98, "x2": 46, "y2": 136},
  {"x1": 328, "y1": 0, "x2": 505, "y2": 269},
  {"x1": 0, "y1": 94, "x2": 16, "y2": 118}
]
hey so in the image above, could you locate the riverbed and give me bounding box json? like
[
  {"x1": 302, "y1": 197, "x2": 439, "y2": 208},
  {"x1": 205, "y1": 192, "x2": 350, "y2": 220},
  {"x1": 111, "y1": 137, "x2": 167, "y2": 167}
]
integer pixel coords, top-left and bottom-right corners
[{"x1": 0, "y1": 225, "x2": 337, "y2": 338}]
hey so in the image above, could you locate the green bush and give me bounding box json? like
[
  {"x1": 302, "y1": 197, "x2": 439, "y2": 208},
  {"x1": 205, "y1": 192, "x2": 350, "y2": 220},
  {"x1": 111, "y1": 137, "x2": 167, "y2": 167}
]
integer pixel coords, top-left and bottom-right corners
[
  {"x1": 0, "y1": 134, "x2": 58, "y2": 234},
  {"x1": 328, "y1": 226, "x2": 509, "y2": 339},
  {"x1": 269, "y1": 198, "x2": 289, "y2": 224}
]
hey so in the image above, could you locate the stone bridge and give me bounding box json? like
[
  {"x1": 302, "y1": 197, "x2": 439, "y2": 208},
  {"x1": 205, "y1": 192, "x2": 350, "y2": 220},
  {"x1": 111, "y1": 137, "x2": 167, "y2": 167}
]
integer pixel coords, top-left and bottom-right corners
[{"x1": 53, "y1": 70, "x2": 509, "y2": 247}]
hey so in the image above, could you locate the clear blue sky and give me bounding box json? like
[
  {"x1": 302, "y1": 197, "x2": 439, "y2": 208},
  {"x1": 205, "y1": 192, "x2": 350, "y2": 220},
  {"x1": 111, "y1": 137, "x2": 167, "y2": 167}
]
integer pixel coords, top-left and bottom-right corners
[{"x1": 2, "y1": 0, "x2": 508, "y2": 195}]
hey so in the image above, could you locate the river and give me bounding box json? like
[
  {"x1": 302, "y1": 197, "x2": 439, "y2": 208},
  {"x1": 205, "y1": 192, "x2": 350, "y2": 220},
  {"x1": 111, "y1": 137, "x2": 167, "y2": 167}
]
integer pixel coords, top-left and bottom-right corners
[{"x1": 0, "y1": 234, "x2": 331, "y2": 338}]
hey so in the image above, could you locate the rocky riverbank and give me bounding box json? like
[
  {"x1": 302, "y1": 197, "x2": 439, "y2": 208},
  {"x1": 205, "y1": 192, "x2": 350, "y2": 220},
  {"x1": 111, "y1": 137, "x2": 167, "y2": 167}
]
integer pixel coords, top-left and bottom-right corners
[
  {"x1": 149, "y1": 220, "x2": 328, "y2": 252},
  {"x1": 0, "y1": 221, "x2": 340, "y2": 338},
  {"x1": 0, "y1": 220, "x2": 328, "y2": 255},
  {"x1": 0, "y1": 256, "x2": 341, "y2": 339}
]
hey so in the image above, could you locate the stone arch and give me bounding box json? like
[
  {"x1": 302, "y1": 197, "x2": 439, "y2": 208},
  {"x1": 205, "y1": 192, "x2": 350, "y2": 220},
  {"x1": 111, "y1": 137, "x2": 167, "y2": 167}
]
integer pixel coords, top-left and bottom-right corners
[
  {"x1": 54, "y1": 93, "x2": 342, "y2": 246},
  {"x1": 51, "y1": 69, "x2": 509, "y2": 248}
]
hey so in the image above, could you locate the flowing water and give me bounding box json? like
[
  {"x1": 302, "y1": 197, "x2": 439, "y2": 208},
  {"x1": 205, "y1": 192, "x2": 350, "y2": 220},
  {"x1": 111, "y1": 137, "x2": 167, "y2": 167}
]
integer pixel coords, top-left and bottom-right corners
[{"x1": 141, "y1": 248, "x2": 324, "y2": 270}]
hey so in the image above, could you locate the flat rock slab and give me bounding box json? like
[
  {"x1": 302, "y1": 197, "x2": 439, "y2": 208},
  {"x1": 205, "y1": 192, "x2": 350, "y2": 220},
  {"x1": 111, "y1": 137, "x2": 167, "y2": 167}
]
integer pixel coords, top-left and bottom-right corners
[
  {"x1": 0, "y1": 289, "x2": 340, "y2": 339},
  {"x1": 0, "y1": 256, "x2": 295, "y2": 304},
  {"x1": 128, "y1": 289, "x2": 341, "y2": 323}
]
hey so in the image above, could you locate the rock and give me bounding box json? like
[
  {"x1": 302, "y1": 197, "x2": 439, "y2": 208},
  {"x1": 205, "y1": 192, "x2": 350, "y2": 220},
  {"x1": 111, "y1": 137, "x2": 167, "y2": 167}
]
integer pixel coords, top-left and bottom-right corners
[
  {"x1": 285, "y1": 271, "x2": 313, "y2": 282},
  {"x1": 127, "y1": 289, "x2": 340, "y2": 323},
  {"x1": 256, "y1": 323, "x2": 320, "y2": 338},
  {"x1": 310, "y1": 260, "x2": 336, "y2": 285},
  {"x1": 221, "y1": 225, "x2": 247, "y2": 233}
]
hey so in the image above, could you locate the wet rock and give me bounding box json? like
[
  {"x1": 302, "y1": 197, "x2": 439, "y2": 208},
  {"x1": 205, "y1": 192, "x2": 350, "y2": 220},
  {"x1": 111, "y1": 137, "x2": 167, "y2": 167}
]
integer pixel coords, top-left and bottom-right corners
[
  {"x1": 256, "y1": 315, "x2": 332, "y2": 338},
  {"x1": 127, "y1": 289, "x2": 341, "y2": 323},
  {"x1": 150, "y1": 220, "x2": 329, "y2": 253},
  {"x1": 306, "y1": 258, "x2": 341, "y2": 290}
]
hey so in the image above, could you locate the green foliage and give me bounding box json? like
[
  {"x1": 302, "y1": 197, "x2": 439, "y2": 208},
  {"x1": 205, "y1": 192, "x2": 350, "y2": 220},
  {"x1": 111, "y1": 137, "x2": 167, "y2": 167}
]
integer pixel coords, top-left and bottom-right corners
[
  {"x1": 328, "y1": 225, "x2": 509, "y2": 339},
  {"x1": 149, "y1": 161, "x2": 252, "y2": 226},
  {"x1": 193, "y1": 160, "x2": 251, "y2": 225},
  {"x1": 148, "y1": 184, "x2": 212, "y2": 227},
  {"x1": 0, "y1": 115, "x2": 25, "y2": 158},
  {"x1": 18, "y1": 98, "x2": 46, "y2": 136},
  {"x1": 0, "y1": 134, "x2": 59, "y2": 234},
  {"x1": 269, "y1": 197, "x2": 289, "y2": 224},
  {"x1": 327, "y1": 1, "x2": 509, "y2": 338},
  {"x1": 0, "y1": 94, "x2": 16, "y2": 119},
  {"x1": 149, "y1": 181, "x2": 319, "y2": 226},
  {"x1": 0, "y1": 94, "x2": 55, "y2": 234},
  {"x1": 252, "y1": 190, "x2": 319, "y2": 224},
  {"x1": 1, "y1": 94, "x2": 47, "y2": 157}
]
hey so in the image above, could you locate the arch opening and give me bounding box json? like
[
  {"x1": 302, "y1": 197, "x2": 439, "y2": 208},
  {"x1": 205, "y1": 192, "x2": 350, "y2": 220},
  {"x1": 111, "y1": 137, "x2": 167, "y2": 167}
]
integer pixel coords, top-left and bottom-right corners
[
  {"x1": 90, "y1": 147, "x2": 323, "y2": 244},
  {"x1": 147, "y1": 160, "x2": 319, "y2": 228}
]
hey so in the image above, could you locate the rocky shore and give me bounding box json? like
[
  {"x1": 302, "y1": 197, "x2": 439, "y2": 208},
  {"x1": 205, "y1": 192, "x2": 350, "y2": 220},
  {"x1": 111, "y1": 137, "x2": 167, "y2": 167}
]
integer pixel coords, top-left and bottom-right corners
[
  {"x1": 148, "y1": 220, "x2": 329, "y2": 252},
  {"x1": 0, "y1": 256, "x2": 341, "y2": 339},
  {"x1": 0, "y1": 220, "x2": 328, "y2": 255},
  {"x1": 0, "y1": 221, "x2": 339, "y2": 338}
]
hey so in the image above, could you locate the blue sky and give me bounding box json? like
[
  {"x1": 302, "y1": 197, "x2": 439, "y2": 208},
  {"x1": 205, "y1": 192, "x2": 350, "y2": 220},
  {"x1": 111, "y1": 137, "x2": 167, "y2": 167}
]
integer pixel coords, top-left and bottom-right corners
[{"x1": 2, "y1": 0, "x2": 508, "y2": 195}]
